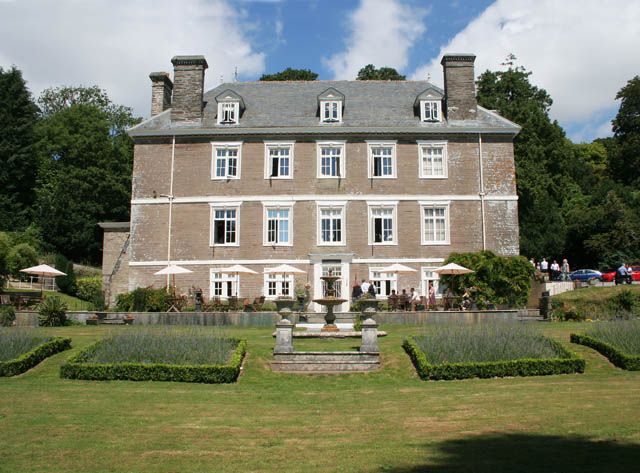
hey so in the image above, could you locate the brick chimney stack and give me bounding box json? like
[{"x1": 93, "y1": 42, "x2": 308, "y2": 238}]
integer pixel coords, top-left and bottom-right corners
[
  {"x1": 170, "y1": 55, "x2": 209, "y2": 124},
  {"x1": 441, "y1": 53, "x2": 477, "y2": 121},
  {"x1": 149, "y1": 72, "x2": 173, "y2": 116}
]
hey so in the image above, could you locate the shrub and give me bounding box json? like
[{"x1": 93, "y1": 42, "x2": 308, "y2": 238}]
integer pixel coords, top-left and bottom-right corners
[
  {"x1": 6, "y1": 243, "x2": 38, "y2": 278},
  {"x1": 404, "y1": 335, "x2": 584, "y2": 381},
  {"x1": 608, "y1": 289, "x2": 639, "y2": 314},
  {"x1": 115, "y1": 287, "x2": 171, "y2": 312},
  {"x1": 552, "y1": 303, "x2": 587, "y2": 322},
  {"x1": 37, "y1": 296, "x2": 68, "y2": 326},
  {"x1": 442, "y1": 251, "x2": 534, "y2": 308},
  {"x1": 571, "y1": 328, "x2": 640, "y2": 371},
  {"x1": 0, "y1": 305, "x2": 16, "y2": 327},
  {"x1": 47, "y1": 253, "x2": 76, "y2": 295},
  {"x1": 260, "y1": 301, "x2": 277, "y2": 312},
  {"x1": 60, "y1": 328, "x2": 246, "y2": 384},
  {"x1": 0, "y1": 329, "x2": 71, "y2": 376},
  {"x1": 76, "y1": 276, "x2": 102, "y2": 302}
]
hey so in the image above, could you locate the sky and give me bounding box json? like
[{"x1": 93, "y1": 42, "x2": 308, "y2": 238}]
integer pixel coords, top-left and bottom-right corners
[{"x1": 1, "y1": 0, "x2": 639, "y2": 142}]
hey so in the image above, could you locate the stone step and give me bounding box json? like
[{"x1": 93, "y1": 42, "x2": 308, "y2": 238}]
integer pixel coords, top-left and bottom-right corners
[
  {"x1": 273, "y1": 351, "x2": 379, "y2": 362},
  {"x1": 99, "y1": 319, "x2": 126, "y2": 325}
]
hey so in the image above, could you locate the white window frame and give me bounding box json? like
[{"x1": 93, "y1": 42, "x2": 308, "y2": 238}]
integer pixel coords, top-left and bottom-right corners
[
  {"x1": 263, "y1": 202, "x2": 294, "y2": 247},
  {"x1": 418, "y1": 140, "x2": 448, "y2": 179},
  {"x1": 211, "y1": 142, "x2": 242, "y2": 180},
  {"x1": 420, "y1": 201, "x2": 450, "y2": 245},
  {"x1": 367, "y1": 141, "x2": 397, "y2": 179},
  {"x1": 367, "y1": 201, "x2": 398, "y2": 246},
  {"x1": 217, "y1": 102, "x2": 240, "y2": 125},
  {"x1": 316, "y1": 201, "x2": 346, "y2": 247},
  {"x1": 420, "y1": 100, "x2": 441, "y2": 122},
  {"x1": 320, "y1": 100, "x2": 342, "y2": 123},
  {"x1": 263, "y1": 273, "x2": 294, "y2": 300},
  {"x1": 210, "y1": 269, "x2": 238, "y2": 299},
  {"x1": 209, "y1": 203, "x2": 240, "y2": 247},
  {"x1": 316, "y1": 141, "x2": 346, "y2": 178},
  {"x1": 264, "y1": 141, "x2": 294, "y2": 180},
  {"x1": 420, "y1": 267, "x2": 442, "y2": 300},
  {"x1": 369, "y1": 268, "x2": 398, "y2": 298}
]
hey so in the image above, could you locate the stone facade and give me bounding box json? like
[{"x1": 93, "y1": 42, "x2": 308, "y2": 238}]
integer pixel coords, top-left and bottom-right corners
[
  {"x1": 98, "y1": 222, "x2": 130, "y2": 305},
  {"x1": 102, "y1": 52, "x2": 521, "y2": 308},
  {"x1": 149, "y1": 72, "x2": 173, "y2": 116}
]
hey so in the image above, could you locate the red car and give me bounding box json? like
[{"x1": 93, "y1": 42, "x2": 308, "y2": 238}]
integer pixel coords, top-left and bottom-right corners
[{"x1": 601, "y1": 266, "x2": 640, "y2": 283}]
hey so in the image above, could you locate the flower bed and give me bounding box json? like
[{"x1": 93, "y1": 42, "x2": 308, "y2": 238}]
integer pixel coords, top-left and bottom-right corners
[
  {"x1": 403, "y1": 322, "x2": 584, "y2": 380},
  {"x1": 60, "y1": 327, "x2": 246, "y2": 383},
  {"x1": 0, "y1": 329, "x2": 71, "y2": 376},
  {"x1": 571, "y1": 320, "x2": 640, "y2": 370}
]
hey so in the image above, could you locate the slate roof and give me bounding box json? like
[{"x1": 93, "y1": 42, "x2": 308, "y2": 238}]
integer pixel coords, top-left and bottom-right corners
[{"x1": 129, "y1": 80, "x2": 520, "y2": 137}]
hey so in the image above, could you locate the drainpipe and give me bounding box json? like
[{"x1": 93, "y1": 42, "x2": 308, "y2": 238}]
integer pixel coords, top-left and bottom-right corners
[
  {"x1": 478, "y1": 133, "x2": 486, "y2": 250},
  {"x1": 161, "y1": 135, "x2": 176, "y2": 289}
]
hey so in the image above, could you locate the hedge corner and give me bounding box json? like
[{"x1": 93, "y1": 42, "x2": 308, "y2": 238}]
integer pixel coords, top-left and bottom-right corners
[{"x1": 0, "y1": 337, "x2": 72, "y2": 377}]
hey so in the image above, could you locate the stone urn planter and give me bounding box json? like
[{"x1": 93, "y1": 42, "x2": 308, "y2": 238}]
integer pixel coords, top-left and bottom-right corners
[
  {"x1": 86, "y1": 316, "x2": 99, "y2": 326},
  {"x1": 359, "y1": 298, "x2": 380, "y2": 313},
  {"x1": 123, "y1": 315, "x2": 135, "y2": 325},
  {"x1": 274, "y1": 298, "x2": 296, "y2": 312}
]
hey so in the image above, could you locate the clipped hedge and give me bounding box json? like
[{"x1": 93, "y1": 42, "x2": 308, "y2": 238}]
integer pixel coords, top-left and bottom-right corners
[
  {"x1": 570, "y1": 333, "x2": 640, "y2": 371},
  {"x1": 0, "y1": 337, "x2": 72, "y2": 377},
  {"x1": 403, "y1": 336, "x2": 584, "y2": 381},
  {"x1": 60, "y1": 339, "x2": 247, "y2": 384}
]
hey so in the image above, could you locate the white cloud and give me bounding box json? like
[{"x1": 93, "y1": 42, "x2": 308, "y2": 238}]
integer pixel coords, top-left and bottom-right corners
[
  {"x1": 410, "y1": 0, "x2": 640, "y2": 136},
  {"x1": 0, "y1": 0, "x2": 265, "y2": 118},
  {"x1": 323, "y1": 0, "x2": 427, "y2": 80}
]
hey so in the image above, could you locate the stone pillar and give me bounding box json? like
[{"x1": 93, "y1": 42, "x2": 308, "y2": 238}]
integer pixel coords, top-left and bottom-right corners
[
  {"x1": 441, "y1": 53, "x2": 477, "y2": 121},
  {"x1": 360, "y1": 317, "x2": 379, "y2": 353},
  {"x1": 170, "y1": 55, "x2": 208, "y2": 124},
  {"x1": 149, "y1": 72, "x2": 173, "y2": 116},
  {"x1": 274, "y1": 319, "x2": 294, "y2": 354}
]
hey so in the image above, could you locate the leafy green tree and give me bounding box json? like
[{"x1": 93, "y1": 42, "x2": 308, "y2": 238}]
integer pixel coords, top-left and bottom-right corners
[
  {"x1": 0, "y1": 66, "x2": 40, "y2": 230},
  {"x1": 0, "y1": 232, "x2": 11, "y2": 288},
  {"x1": 34, "y1": 90, "x2": 138, "y2": 263},
  {"x1": 476, "y1": 62, "x2": 575, "y2": 259},
  {"x1": 610, "y1": 76, "x2": 640, "y2": 186},
  {"x1": 6, "y1": 242, "x2": 38, "y2": 277},
  {"x1": 260, "y1": 68, "x2": 318, "y2": 81},
  {"x1": 356, "y1": 64, "x2": 405, "y2": 80}
]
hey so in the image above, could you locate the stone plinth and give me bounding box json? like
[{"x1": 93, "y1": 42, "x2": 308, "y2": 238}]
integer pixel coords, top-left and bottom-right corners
[
  {"x1": 360, "y1": 317, "x2": 379, "y2": 353},
  {"x1": 274, "y1": 319, "x2": 294, "y2": 354}
]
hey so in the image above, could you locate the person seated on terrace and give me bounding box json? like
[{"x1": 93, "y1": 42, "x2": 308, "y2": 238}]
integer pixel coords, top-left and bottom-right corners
[
  {"x1": 410, "y1": 287, "x2": 421, "y2": 311},
  {"x1": 388, "y1": 289, "x2": 399, "y2": 310},
  {"x1": 399, "y1": 289, "x2": 409, "y2": 311}
]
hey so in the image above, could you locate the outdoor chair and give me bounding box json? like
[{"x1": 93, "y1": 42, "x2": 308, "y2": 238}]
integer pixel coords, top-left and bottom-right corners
[
  {"x1": 387, "y1": 295, "x2": 399, "y2": 311},
  {"x1": 253, "y1": 296, "x2": 265, "y2": 311}
]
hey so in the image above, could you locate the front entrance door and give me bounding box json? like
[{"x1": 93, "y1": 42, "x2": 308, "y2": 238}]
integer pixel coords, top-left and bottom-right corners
[{"x1": 312, "y1": 259, "x2": 350, "y2": 312}]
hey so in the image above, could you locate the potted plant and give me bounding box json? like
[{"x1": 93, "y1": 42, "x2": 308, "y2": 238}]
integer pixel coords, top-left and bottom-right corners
[
  {"x1": 123, "y1": 314, "x2": 135, "y2": 325},
  {"x1": 274, "y1": 295, "x2": 296, "y2": 312},
  {"x1": 358, "y1": 293, "x2": 379, "y2": 312}
]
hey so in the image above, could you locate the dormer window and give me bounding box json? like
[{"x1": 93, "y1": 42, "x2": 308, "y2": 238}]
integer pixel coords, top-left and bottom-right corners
[
  {"x1": 318, "y1": 87, "x2": 345, "y2": 124},
  {"x1": 218, "y1": 102, "x2": 239, "y2": 124},
  {"x1": 421, "y1": 100, "x2": 441, "y2": 122},
  {"x1": 321, "y1": 100, "x2": 341, "y2": 123},
  {"x1": 215, "y1": 89, "x2": 245, "y2": 126},
  {"x1": 415, "y1": 86, "x2": 444, "y2": 123}
]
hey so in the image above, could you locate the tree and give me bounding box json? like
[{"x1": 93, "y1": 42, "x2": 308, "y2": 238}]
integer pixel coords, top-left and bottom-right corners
[
  {"x1": 260, "y1": 68, "x2": 318, "y2": 81},
  {"x1": 476, "y1": 62, "x2": 576, "y2": 259},
  {"x1": 6, "y1": 243, "x2": 38, "y2": 277},
  {"x1": 0, "y1": 232, "x2": 10, "y2": 288},
  {"x1": 0, "y1": 66, "x2": 40, "y2": 231},
  {"x1": 34, "y1": 89, "x2": 139, "y2": 263},
  {"x1": 610, "y1": 76, "x2": 640, "y2": 186},
  {"x1": 356, "y1": 64, "x2": 405, "y2": 80}
]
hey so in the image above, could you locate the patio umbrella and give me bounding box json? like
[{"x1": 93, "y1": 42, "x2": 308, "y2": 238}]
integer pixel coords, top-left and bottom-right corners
[
  {"x1": 20, "y1": 264, "x2": 67, "y2": 299},
  {"x1": 433, "y1": 263, "x2": 474, "y2": 296},
  {"x1": 154, "y1": 264, "x2": 193, "y2": 294},
  {"x1": 378, "y1": 263, "x2": 418, "y2": 295},
  {"x1": 263, "y1": 264, "x2": 306, "y2": 298},
  {"x1": 218, "y1": 264, "x2": 258, "y2": 298}
]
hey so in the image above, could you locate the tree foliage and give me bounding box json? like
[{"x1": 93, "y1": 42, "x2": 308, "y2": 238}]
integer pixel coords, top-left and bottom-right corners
[
  {"x1": 6, "y1": 243, "x2": 38, "y2": 277},
  {"x1": 0, "y1": 67, "x2": 40, "y2": 230},
  {"x1": 356, "y1": 64, "x2": 406, "y2": 80},
  {"x1": 259, "y1": 68, "x2": 318, "y2": 81},
  {"x1": 610, "y1": 76, "x2": 640, "y2": 186}
]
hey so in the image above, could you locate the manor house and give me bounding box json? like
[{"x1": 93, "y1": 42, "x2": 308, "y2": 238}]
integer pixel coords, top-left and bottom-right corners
[{"x1": 101, "y1": 53, "x2": 520, "y2": 310}]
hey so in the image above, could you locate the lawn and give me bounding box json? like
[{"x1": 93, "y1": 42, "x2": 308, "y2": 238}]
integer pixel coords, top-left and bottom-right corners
[
  {"x1": 2, "y1": 287, "x2": 94, "y2": 310},
  {"x1": 0, "y1": 323, "x2": 639, "y2": 472}
]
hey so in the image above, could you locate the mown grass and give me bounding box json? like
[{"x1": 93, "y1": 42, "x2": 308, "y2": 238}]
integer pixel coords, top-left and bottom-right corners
[
  {"x1": 584, "y1": 320, "x2": 640, "y2": 355},
  {"x1": 413, "y1": 322, "x2": 561, "y2": 363},
  {"x1": 83, "y1": 327, "x2": 236, "y2": 365},
  {"x1": 3, "y1": 288, "x2": 94, "y2": 310},
  {"x1": 0, "y1": 323, "x2": 639, "y2": 473},
  {"x1": 552, "y1": 285, "x2": 640, "y2": 319},
  {"x1": 0, "y1": 328, "x2": 51, "y2": 361}
]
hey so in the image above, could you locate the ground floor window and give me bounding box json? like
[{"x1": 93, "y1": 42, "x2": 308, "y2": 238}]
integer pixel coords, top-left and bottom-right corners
[
  {"x1": 369, "y1": 268, "x2": 398, "y2": 298},
  {"x1": 420, "y1": 267, "x2": 442, "y2": 300},
  {"x1": 264, "y1": 273, "x2": 294, "y2": 299},
  {"x1": 210, "y1": 271, "x2": 237, "y2": 299}
]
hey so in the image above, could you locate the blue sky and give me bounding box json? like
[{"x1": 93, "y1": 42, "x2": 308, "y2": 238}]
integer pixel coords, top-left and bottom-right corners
[{"x1": 1, "y1": 0, "x2": 639, "y2": 142}]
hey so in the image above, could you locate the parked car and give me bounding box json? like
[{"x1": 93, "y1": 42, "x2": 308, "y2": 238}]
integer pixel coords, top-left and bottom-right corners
[
  {"x1": 569, "y1": 269, "x2": 603, "y2": 282},
  {"x1": 601, "y1": 266, "x2": 640, "y2": 284}
]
